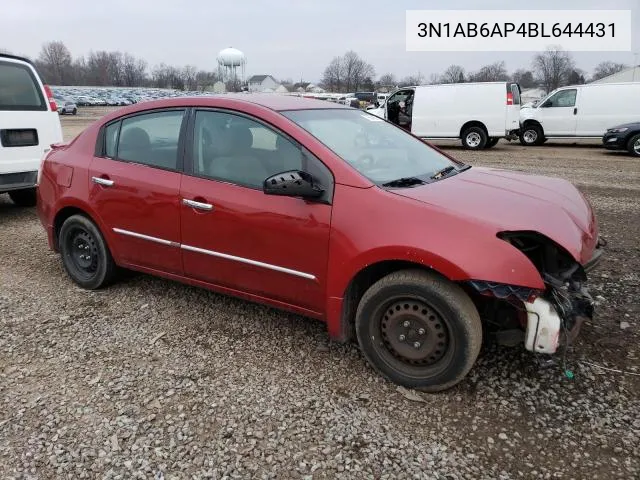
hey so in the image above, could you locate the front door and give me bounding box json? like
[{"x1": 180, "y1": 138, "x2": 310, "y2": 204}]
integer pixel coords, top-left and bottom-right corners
[
  {"x1": 537, "y1": 88, "x2": 578, "y2": 136},
  {"x1": 89, "y1": 109, "x2": 186, "y2": 274},
  {"x1": 385, "y1": 89, "x2": 414, "y2": 132},
  {"x1": 179, "y1": 109, "x2": 333, "y2": 313}
]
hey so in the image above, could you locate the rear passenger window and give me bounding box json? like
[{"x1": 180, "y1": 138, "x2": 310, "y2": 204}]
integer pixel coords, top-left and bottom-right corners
[
  {"x1": 0, "y1": 61, "x2": 45, "y2": 111},
  {"x1": 104, "y1": 122, "x2": 120, "y2": 158},
  {"x1": 117, "y1": 110, "x2": 185, "y2": 170}
]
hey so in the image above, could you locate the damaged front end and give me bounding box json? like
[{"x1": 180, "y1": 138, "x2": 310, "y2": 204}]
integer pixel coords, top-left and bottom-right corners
[{"x1": 467, "y1": 231, "x2": 605, "y2": 354}]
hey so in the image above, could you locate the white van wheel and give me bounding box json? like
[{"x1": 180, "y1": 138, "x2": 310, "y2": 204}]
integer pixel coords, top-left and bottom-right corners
[
  {"x1": 461, "y1": 127, "x2": 487, "y2": 150},
  {"x1": 519, "y1": 124, "x2": 544, "y2": 146}
]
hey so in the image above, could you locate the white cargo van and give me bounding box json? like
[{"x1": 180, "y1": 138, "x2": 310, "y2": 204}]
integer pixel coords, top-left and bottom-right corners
[
  {"x1": 519, "y1": 82, "x2": 640, "y2": 146},
  {"x1": 0, "y1": 54, "x2": 63, "y2": 206},
  {"x1": 367, "y1": 82, "x2": 521, "y2": 149}
]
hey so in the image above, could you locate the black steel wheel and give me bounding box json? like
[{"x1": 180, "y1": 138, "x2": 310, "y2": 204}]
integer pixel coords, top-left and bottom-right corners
[
  {"x1": 356, "y1": 270, "x2": 482, "y2": 392},
  {"x1": 59, "y1": 214, "x2": 116, "y2": 289}
]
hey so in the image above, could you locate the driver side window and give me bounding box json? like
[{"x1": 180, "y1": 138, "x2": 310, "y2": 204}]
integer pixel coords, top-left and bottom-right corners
[
  {"x1": 543, "y1": 89, "x2": 577, "y2": 108},
  {"x1": 192, "y1": 110, "x2": 303, "y2": 189}
]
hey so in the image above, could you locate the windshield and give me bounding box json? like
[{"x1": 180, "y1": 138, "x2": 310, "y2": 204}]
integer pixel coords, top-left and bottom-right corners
[{"x1": 282, "y1": 109, "x2": 460, "y2": 184}]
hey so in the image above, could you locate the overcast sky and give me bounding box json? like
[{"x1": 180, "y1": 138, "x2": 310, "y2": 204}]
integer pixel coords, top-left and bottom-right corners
[{"x1": 1, "y1": 0, "x2": 638, "y2": 82}]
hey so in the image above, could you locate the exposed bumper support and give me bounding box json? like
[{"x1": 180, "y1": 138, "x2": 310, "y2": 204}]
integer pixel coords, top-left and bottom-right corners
[{"x1": 524, "y1": 298, "x2": 561, "y2": 354}]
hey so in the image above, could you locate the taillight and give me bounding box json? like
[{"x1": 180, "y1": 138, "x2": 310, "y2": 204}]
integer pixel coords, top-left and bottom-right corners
[
  {"x1": 506, "y1": 91, "x2": 514, "y2": 105},
  {"x1": 43, "y1": 85, "x2": 58, "y2": 111}
]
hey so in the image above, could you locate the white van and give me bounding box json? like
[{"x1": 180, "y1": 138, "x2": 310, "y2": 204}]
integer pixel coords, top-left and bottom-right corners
[
  {"x1": 0, "y1": 54, "x2": 63, "y2": 206},
  {"x1": 367, "y1": 82, "x2": 521, "y2": 149},
  {"x1": 519, "y1": 82, "x2": 640, "y2": 146}
]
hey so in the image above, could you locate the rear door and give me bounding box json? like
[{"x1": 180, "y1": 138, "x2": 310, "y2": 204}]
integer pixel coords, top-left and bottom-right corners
[
  {"x1": 536, "y1": 88, "x2": 578, "y2": 136},
  {"x1": 89, "y1": 108, "x2": 186, "y2": 274},
  {"x1": 0, "y1": 56, "x2": 62, "y2": 188},
  {"x1": 506, "y1": 83, "x2": 521, "y2": 133}
]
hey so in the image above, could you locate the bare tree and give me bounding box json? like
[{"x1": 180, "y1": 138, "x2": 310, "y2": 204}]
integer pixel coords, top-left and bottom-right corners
[
  {"x1": 182, "y1": 65, "x2": 197, "y2": 91},
  {"x1": 122, "y1": 53, "x2": 147, "y2": 87},
  {"x1": 320, "y1": 51, "x2": 375, "y2": 92},
  {"x1": 398, "y1": 73, "x2": 425, "y2": 87},
  {"x1": 37, "y1": 41, "x2": 73, "y2": 84},
  {"x1": 195, "y1": 70, "x2": 219, "y2": 91},
  {"x1": 428, "y1": 73, "x2": 440, "y2": 84},
  {"x1": 440, "y1": 65, "x2": 466, "y2": 83},
  {"x1": 377, "y1": 73, "x2": 396, "y2": 89},
  {"x1": 468, "y1": 61, "x2": 508, "y2": 82},
  {"x1": 567, "y1": 69, "x2": 586, "y2": 85},
  {"x1": 512, "y1": 69, "x2": 536, "y2": 88},
  {"x1": 321, "y1": 56, "x2": 344, "y2": 92},
  {"x1": 592, "y1": 61, "x2": 628, "y2": 81},
  {"x1": 532, "y1": 47, "x2": 575, "y2": 92}
]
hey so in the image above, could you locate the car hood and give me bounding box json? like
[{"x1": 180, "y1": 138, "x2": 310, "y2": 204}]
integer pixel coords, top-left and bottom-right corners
[
  {"x1": 607, "y1": 122, "x2": 640, "y2": 130},
  {"x1": 389, "y1": 167, "x2": 598, "y2": 265}
]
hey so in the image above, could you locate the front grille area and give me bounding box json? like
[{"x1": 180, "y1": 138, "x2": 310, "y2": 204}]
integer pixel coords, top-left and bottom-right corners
[{"x1": 0, "y1": 171, "x2": 37, "y2": 188}]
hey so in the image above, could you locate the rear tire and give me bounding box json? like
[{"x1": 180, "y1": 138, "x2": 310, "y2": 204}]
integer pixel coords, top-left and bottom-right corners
[
  {"x1": 485, "y1": 138, "x2": 499, "y2": 148},
  {"x1": 461, "y1": 126, "x2": 487, "y2": 150},
  {"x1": 59, "y1": 214, "x2": 117, "y2": 290},
  {"x1": 8, "y1": 188, "x2": 37, "y2": 207},
  {"x1": 519, "y1": 124, "x2": 544, "y2": 146},
  {"x1": 355, "y1": 269, "x2": 482, "y2": 392},
  {"x1": 626, "y1": 133, "x2": 640, "y2": 157}
]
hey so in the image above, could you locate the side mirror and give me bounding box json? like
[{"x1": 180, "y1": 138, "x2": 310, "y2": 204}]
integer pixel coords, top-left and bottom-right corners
[{"x1": 263, "y1": 170, "x2": 324, "y2": 199}]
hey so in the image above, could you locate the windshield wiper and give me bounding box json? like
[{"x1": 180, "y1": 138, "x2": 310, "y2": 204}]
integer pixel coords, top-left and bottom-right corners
[
  {"x1": 381, "y1": 177, "x2": 426, "y2": 188},
  {"x1": 430, "y1": 166, "x2": 456, "y2": 180}
]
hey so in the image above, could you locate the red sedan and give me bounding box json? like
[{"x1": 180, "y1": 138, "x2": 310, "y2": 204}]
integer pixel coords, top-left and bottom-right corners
[{"x1": 37, "y1": 95, "x2": 603, "y2": 391}]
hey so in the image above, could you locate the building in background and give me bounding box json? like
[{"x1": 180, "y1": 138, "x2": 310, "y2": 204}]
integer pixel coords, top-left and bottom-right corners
[{"x1": 247, "y1": 75, "x2": 278, "y2": 92}]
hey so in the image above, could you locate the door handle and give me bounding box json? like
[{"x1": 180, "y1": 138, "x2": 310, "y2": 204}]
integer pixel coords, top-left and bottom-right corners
[
  {"x1": 92, "y1": 176, "x2": 114, "y2": 187},
  {"x1": 573, "y1": 107, "x2": 577, "y2": 115},
  {"x1": 182, "y1": 198, "x2": 214, "y2": 211}
]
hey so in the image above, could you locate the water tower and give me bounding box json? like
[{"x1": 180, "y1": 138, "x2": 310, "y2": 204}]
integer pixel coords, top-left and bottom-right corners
[{"x1": 217, "y1": 47, "x2": 246, "y2": 84}]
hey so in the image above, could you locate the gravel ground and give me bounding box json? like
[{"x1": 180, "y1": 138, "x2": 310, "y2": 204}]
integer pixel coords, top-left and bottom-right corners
[{"x1": 1, "y1": 108, "x2": 639, "y2": 479}]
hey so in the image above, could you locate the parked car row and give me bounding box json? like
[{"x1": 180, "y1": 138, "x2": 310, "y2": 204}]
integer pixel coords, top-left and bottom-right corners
[{"x1": 50, "y1": 86, "x2": 218, "y2": 108}]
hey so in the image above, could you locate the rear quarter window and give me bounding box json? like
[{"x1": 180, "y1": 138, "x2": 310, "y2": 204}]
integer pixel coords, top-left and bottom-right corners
[{"x1": 0, "y1": 61, "x2": 46, "y2": 111}]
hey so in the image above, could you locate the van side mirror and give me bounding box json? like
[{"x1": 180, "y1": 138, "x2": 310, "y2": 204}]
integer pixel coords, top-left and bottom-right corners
[{"x1": 263, "y1": 170, "x2": 324, "y2": 199}]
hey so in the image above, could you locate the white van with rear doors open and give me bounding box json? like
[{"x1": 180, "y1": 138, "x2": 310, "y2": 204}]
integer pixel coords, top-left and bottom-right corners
[
  {"x1": 367, "y1": 82, "x2": 522, "y2": 150},
  {"x1": 0, "y1": 53, "x2": 63, "y2": 206},
  {"x1": 518, "y1": 82, "x2": 640, "y2": 146}
]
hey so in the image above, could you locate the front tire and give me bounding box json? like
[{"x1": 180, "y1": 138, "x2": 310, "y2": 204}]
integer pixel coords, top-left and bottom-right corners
[
  {"x1": 461, "y1": 127, "x2": 487, "y2": 150},
  {"x1": 627, "y1": 133, "x2": 640, "y2": 157},
  {"x1": 72, "y1": 108, "x2": 77, "y2": 115},
  {"x1": 8, "y1": 188, "x2": 37, "y2": 207},
  {"x1": 59, "y1": 214, "x2": 117, "y2": 289},
  {"x1": 519, "y1": 124, "x2": 544, "y2": 146},
  {"x1": 355, "y1": 270, "x2": 482, "y2": 392}
]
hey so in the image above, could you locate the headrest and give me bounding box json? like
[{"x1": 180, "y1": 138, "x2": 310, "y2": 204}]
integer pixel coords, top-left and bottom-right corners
[{"x1": 120, "y1": 127, "x2": 150, "y2": 150}]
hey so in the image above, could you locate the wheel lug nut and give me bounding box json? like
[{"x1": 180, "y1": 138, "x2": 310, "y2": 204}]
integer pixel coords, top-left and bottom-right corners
[
  {"x1": 399, "y1": 334, "x2": 406, "y2": 341},
  {"x1": 413, "y1": 342, "x2": 421, "y2": 349},
  {"x1": 403, "y1": 321, "x2": 410, "y2": 327},
  {"x1": 418, "y1": 328, "x2": 425, "y2": 335}
]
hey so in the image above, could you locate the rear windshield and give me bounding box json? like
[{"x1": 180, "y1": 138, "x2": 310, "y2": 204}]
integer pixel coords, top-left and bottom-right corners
[{"x1": 0, "y1": 61, "x2": 46, "y2": 111}]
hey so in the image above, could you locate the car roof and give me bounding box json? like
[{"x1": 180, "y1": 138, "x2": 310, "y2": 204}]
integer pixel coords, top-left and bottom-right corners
[
  {"x1": 0, "y1": 53, "x2": 35, "y2": 66},
  {"x1": 118, "y1": 94, "x2": 351, "y2": 112}
]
